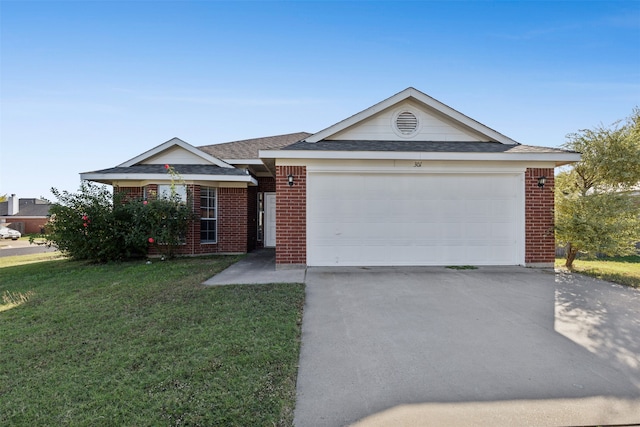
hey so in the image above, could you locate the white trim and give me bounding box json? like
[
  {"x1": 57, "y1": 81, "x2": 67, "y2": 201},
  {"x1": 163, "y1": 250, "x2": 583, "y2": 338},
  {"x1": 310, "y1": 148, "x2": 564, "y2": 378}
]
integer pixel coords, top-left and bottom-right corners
[
  {"x1": 80, "y1": 172, "x2": 258, "y2": 185},
  {"x1": 118, "y1": 137, "x2": 234, "y2": 169},
  {"x1": 305, "y1": 87, "x2": 520, "y2": 145},
  {"x1": 260, "y1": 149, "x2": 580, "y2": 166},
  {"x1": 264, "y1": 193, "x2": 276, "y2": 248},
  {"x1": 222, "y1": 159, "x2": 264, "y2": 165}
]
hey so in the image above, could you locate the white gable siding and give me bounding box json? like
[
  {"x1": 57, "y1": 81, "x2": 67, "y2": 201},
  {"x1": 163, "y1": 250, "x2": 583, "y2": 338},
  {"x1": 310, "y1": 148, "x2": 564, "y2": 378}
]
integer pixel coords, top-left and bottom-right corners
[
  {"x1": 141, "y1": 146, "x2": 213, "y2": 165},
  {"x1": 328, "y1": 101, "x2": 488, "y2": 142}
]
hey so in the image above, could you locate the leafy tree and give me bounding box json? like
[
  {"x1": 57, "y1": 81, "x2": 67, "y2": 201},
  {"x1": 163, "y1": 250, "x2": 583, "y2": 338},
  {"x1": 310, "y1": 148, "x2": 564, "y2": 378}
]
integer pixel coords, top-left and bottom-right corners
[
  {"x1": 0, "y1": 194, "x2": 6, "y2": 202},
  {"x1": 556, "y1": 109, "x2": 640, "y2": 268}
]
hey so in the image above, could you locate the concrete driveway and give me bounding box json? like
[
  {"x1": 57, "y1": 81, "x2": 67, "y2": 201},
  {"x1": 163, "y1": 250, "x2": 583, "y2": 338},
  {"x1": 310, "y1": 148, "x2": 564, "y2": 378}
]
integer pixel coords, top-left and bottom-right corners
[{"x1": 294, "y1": 266, "x2": 640, "y2": 426}]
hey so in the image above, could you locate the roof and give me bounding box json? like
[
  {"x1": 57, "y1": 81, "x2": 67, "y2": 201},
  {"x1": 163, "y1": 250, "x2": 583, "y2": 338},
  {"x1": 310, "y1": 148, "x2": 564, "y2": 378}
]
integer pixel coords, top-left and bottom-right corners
[
  {"x1": 284, "y1": 140, "x2": 572, "y2": 154},
  {"x1": 0, "y1": 199, "x2": 51, "y2": 217},
  {"x1": 86, "y1": 164, "x2": 249, "y2": 176},
  {"x1": 80, "y1": 164, "x2": 258, "y2": 186},
  {"x1": 198, "y1": 132, "x2": 312, "y2": 160},
  {"x1": 119, "y1": 137, "x2": 233, "y2": 168}
]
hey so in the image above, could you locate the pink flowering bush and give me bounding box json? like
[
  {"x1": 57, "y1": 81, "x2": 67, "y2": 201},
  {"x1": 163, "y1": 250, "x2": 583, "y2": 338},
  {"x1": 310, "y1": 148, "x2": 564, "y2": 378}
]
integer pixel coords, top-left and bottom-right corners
[{"x1": 44, "y1": 174, "x2": 195, "y2": 262}]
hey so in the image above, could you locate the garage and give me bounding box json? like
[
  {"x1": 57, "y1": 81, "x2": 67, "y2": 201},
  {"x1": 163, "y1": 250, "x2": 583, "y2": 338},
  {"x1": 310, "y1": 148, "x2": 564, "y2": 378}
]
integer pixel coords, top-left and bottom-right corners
[{"x1": 307, "y1": 171, "x2": 524, "y2": 266}]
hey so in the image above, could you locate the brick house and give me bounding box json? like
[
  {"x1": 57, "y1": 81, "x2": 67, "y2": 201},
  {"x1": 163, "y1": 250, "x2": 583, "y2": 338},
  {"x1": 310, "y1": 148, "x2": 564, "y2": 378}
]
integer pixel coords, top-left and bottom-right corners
[
  {"x1": 0, "y1": 195, "x2": 51, "y2": 234},
  {"x1": 81, "y1": 87, "x2": 579, "y2": 267}
]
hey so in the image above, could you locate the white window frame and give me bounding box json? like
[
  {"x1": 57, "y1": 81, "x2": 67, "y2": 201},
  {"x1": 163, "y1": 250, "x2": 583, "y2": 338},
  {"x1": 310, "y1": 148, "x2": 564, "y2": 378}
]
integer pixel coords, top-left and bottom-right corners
[{"x1": 200, "y1": 187, "x2": 217, "y2": 244}]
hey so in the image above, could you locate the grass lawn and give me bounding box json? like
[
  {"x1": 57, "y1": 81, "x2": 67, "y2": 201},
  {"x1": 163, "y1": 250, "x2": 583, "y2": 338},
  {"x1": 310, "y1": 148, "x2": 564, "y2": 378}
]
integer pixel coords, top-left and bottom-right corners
[
  {"x1": 0, "y1": 256, "x2": 305, "y2": 426},
  {"x1": 555, "y1": 255, "x2": 640, "y2": 288}
]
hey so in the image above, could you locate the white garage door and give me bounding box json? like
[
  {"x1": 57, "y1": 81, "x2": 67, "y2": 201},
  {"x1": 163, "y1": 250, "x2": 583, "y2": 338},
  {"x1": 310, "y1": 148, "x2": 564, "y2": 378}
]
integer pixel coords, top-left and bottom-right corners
[{"x1": 307, "y1": 172, "x2": 523, "y2": 266}]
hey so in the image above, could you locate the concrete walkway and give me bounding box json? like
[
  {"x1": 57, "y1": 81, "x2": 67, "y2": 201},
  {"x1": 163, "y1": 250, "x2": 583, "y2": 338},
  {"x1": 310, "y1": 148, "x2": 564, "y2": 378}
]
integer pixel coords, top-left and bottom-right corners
[{"x1": 202, "y1": 248, "x2": 306, "y2": 285}]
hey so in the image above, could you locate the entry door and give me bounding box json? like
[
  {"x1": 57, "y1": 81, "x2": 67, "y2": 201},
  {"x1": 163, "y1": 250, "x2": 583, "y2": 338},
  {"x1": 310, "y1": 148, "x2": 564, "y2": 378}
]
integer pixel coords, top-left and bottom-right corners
[{"x1": 264, "y1": 193, "x2": 276, "y2": 247}]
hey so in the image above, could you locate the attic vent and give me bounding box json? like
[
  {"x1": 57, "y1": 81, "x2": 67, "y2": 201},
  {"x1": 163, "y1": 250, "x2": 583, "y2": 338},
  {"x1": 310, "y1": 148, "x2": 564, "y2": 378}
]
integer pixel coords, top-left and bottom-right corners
[{"x1": 395, "y1": 111, "x2": 418, "y2": 135}]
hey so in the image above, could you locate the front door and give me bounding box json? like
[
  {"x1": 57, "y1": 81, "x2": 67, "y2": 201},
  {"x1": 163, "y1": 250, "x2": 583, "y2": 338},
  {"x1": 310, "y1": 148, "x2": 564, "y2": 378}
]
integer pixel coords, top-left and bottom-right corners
[{"x1": 264, "y1": 193, "x2": 276, "y2": 247}]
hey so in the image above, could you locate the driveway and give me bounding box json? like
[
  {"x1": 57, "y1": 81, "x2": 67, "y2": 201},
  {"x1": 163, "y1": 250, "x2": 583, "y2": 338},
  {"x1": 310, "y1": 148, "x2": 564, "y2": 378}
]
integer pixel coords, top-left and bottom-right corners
[{"x1": 294, "y1": 266, "x2": 640, "y2": 426}]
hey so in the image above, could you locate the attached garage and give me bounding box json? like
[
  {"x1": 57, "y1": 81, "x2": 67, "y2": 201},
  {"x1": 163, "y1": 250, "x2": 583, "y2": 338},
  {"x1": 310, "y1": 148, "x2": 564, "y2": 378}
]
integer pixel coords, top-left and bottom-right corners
[
  {"x1": 259, "y1": 87, "x2": 581, "y2": 268},
  {"x1": 307, "y1": 170, "x2": 523, "y2": 266}
]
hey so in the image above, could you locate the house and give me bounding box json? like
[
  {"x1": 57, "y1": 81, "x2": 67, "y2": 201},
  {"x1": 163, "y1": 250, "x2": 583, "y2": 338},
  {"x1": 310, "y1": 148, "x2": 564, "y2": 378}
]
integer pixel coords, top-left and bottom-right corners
[
  {"x1": 81, "y1": 87, "x2": 580, "y2": 267},
  {"x1": 0, "y1": 195, "x2": 52, "y2": 234}
]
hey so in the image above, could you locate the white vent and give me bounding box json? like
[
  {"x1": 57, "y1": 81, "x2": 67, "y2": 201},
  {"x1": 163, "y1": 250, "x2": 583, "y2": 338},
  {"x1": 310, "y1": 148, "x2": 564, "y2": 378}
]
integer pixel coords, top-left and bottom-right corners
[{"x1": 396, "y1": 111, "x2": 418, "y2": 135}]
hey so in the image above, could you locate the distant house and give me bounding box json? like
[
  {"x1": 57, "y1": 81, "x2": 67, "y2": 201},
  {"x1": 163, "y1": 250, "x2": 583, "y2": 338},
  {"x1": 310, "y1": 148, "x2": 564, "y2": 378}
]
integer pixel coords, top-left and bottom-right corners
[
  {"x1": 81, "y1": 87, "x2": 580, "y2": 267},
  {"x1": 0, "y1": 195, "x2": 51, "y2": 234}
]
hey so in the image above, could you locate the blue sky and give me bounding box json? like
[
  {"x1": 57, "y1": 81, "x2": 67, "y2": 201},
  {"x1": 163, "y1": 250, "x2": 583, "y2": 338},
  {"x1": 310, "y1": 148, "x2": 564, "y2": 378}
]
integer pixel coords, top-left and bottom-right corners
[{"x1": 1, "y1": 0, "x2": 639, "y2": 200}]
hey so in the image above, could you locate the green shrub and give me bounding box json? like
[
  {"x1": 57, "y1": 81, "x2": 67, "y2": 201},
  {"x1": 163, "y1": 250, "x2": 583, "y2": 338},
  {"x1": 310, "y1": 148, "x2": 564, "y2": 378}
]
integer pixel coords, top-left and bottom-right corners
[{"x1": 40, "y1": 176, "x2": 194, "y2": 262}]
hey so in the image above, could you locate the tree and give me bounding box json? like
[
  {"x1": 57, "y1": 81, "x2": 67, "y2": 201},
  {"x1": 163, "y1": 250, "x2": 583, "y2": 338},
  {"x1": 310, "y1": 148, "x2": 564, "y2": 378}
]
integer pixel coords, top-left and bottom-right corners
[
  {"x1": 555, "y1": 109, "x2": 640, "y2": 268},
  {"x1": 0, "y1": 194, "x2": 6, "y2": 202}
]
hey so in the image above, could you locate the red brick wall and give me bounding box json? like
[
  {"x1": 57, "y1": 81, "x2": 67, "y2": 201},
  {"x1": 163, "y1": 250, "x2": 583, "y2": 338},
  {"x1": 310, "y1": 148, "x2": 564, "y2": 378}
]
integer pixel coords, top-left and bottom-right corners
[
  {"x1": 525, "y1": 168, "x2": 555, "y2": 265},
  {"x1": 257, "y1": 177, "x2": 276, "y2": 192},
  {"x1": 117, "y1": 184, "x2": 249, "y2": 256},
  {"x1": 247, "y1": 186, "x2": 258, "y2": 251},
  {"x1": 215, "y1": 187, "x2": 248, "y2": 253},
  {"x1": 2, "y1": 218, "x2": 48, "y2": 234},
  {"x1": 114, "y1": 186, "x2": 143, "y2": 202},
  {"x1": 276, "y1": 165, "x2": 306, "y2": 265}
]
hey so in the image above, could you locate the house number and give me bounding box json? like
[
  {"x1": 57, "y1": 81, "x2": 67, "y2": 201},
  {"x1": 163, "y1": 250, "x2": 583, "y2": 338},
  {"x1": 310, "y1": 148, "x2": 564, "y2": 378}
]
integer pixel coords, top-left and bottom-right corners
[{"x1": 414, "y1": 161, "x2": 422, "y2": 167}]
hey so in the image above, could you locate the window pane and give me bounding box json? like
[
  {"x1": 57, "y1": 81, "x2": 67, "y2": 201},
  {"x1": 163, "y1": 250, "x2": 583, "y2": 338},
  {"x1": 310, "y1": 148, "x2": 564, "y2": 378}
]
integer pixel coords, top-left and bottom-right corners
[{"x1": 200, "y1": 187, "x2": 217, "y2": 243}]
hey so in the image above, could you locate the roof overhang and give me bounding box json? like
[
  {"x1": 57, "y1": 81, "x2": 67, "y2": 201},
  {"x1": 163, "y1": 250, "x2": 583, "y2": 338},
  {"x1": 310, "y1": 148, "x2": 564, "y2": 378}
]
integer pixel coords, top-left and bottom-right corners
[
  {"x1": 260, "y1": 149, "x2": 581, "y2": 167},
  {"x1": 80, "y1": 172, "x2": 258, "y2": 186}
]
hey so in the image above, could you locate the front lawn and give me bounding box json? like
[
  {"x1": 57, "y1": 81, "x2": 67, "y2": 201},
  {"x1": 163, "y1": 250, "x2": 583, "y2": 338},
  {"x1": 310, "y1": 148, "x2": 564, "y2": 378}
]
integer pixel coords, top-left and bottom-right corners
[
  {"x1": 0, "y1": 256, "x2": 305, "y2": 426},
  {"x1": 555, "y1": 255, "x2": 640, "y2": 288}
]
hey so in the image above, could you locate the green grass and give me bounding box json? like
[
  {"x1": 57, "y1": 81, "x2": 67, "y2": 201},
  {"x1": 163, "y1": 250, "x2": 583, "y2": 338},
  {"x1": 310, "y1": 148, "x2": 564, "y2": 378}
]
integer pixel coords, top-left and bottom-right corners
[
  {"x1": 0, "y1": 256, "x2": 305, "y2": 426},
  {"x1": 555, "y1": 255, "x2": 640, "y2": 288},
  {"x1": 0, "y1": 251, "x2": 65, "y2": 268}
]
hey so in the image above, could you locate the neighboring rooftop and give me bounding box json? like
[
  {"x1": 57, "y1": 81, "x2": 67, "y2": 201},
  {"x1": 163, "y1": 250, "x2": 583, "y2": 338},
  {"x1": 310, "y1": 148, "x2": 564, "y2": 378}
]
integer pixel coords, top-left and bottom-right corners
[
  {"x1": 199, "y1": 132, "x2": 312, "y2": 160},
  {"x1": 0, "y1": 198, "x2": 51, "y2": 217}
]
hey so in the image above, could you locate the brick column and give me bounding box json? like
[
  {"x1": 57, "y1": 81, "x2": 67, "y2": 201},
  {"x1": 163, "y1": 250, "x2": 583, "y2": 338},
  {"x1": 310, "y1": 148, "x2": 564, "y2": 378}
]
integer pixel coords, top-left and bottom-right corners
[
  {"x1": 217, "y1": 187, "x2": 248, "y2": 253},
  {"x1": 525, "y1": 168, "x2": 555, "y2": 267},
  {"x1": 276, "y1": 165, "x2": 306, "y2": 267}
]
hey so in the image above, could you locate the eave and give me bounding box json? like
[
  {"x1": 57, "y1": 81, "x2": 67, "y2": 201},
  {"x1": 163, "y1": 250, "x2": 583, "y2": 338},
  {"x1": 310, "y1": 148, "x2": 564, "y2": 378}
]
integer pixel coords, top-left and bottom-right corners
[
  {"x1": 259, "y1": 149, "x2": 581, "y2": 167},
  {"x1": 80, "y1": 172, "x2": 258, "y2": 186}
]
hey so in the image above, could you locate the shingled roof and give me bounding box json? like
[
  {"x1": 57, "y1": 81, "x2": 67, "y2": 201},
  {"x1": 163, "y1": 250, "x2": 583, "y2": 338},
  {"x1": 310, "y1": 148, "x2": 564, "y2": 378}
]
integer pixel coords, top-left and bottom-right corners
[
  {"x1": 198, "y1": 132, "x2": 311, "y2": 160},
  {"x1": 85, "y1": 164, "x2": 249, "y2": 176},
  {"x1": 283, "y1": 140, "x2": 574, "y2": 154},
  {"x1": 0, "y1": 199, "x2": 51, "y2": 217}
]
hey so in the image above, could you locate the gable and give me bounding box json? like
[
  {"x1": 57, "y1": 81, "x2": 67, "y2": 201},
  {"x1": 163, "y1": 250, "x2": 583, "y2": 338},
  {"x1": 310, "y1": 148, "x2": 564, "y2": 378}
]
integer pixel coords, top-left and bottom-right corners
[
  {"x1": 305, "y1": 87, "x2": 519, "y2": 145},
  {"x1": 141, "y1": 145, "x2": 213, "y2": 165},
  {"x1": 328, "y1": 100, "x2": 488, "y2": 142},
  {"x1": 118, "y1": 137, "x2": 232, "y2": 168}
]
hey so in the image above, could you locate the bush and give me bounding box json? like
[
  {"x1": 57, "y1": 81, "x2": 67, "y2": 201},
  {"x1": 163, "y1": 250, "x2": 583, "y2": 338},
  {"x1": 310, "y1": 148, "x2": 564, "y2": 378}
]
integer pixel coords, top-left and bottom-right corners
[{"x1": 41, "y1": 180, "x2": 194, "y2": 262}]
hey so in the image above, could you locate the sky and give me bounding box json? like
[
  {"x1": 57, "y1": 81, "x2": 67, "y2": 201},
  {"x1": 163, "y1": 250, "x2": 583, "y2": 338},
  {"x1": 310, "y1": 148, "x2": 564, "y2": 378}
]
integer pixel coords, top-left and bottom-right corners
[{"x1": 1, "y1": 0, "x2": 639, "y2": 201}]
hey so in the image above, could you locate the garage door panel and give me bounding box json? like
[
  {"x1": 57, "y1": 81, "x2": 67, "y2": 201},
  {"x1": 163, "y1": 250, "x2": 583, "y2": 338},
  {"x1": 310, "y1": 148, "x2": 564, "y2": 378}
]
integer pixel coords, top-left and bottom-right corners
[{"x1": 308, "y1": 172, "x2": 522, "y2": 266}]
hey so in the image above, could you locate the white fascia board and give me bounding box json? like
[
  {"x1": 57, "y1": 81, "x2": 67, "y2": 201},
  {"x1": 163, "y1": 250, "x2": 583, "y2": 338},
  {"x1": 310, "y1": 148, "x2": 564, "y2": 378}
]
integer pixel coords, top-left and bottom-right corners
[
  {"x1": 118, "y1": 137, "x2": 234, "y2": 169},
  {"x1": 223, "y1": 159, "x2": 264, "y2": 165},
  {"x1": 305, "y1": 87, "x2": 520, "y2": 145},
  {"x1": 81, "y1": 172, "x2": 257, "y2": 185},
  {"x1": 260, "y1": 149, "x2": 581, "y2": 165}
]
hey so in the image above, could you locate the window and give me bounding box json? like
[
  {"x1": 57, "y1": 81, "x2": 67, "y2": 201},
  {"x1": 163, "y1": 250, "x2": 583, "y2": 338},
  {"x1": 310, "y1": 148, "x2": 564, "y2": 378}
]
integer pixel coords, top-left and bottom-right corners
[
  {"x1": 158, "y1": 184, "x2": 187, "y2": 202},
  {"x1": 200, "y1": 187, "x2": 217, "y2": 243}
]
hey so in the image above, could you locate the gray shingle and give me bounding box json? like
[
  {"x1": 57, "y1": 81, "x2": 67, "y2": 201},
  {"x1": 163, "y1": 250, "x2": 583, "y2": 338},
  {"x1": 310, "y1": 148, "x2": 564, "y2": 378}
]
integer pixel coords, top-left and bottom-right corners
[
  {"x1": 283, "y1": 140, "x2": 575, "y2": 154},
  {"x1": 87, "y1": 164, "x2": 248, "y2": 176},
  {"x1": 199, "y1": 132, "x2": 312, "y2": 160}
]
